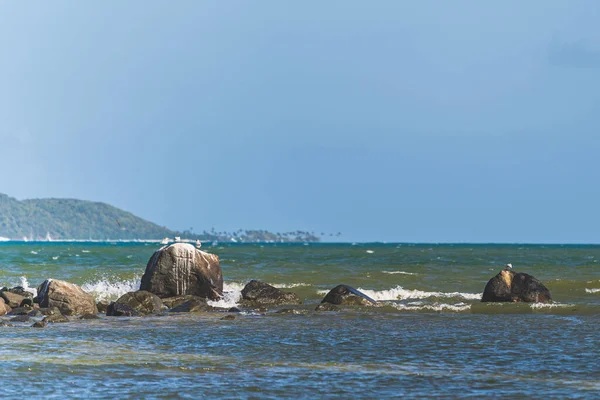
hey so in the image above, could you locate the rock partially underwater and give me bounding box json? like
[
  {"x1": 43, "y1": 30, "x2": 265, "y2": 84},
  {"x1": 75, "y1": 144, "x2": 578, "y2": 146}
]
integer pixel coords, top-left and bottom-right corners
[
  {"x1": 35, "y1": 279, "x2": 98, "y2": 316},
  {"x1": 318, "y1": 284, "x2": 378, "y2": 308},
  {"x1": 107, "y1": 290, "x2": 164, "y2": 316},
  {"x1": 481, "y1": 270, "x2": 551, "y2": 303},
  {"x1": 140, "y1": 243, "x2": 223, "y2": 300},
  {"x1": 240, "y1": 280, "x2": 301, "y2": 307}
]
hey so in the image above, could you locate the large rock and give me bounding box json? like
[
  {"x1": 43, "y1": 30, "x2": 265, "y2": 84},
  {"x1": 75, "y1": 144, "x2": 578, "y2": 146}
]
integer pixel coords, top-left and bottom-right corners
[
  {"x1": 481, "y1": 270, "x2": 551, "y2": 303},
  {"x1": 0, "y1": 298, "x2": 8, "y2": 316},
  {"x1": 140, "y1": 243, "x2": 223, "y2": 300},
  {"x1": 36, "y1": 279, "x2": 98, "y2": 316},
  {"x1": 1, "y1": 291, "x2": 26, "y2": 308},
  {"x1": 109, "y1": 291, "x2": 164, "y2": 316},
  {"x1": 318, "y1": 284, "x2": 378, "y2": 307},
  {"x1": 240, "y1": 280, "x2": 301, "y2": 307}
]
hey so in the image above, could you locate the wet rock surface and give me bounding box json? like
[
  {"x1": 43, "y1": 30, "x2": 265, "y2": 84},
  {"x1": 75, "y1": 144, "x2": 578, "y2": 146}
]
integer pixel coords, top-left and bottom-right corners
[
  {"x1": 240, "y1": 280, "x2": 301, "y2": 307},
  {"x1": 482, "y1": 270, "x2": 552, "y2": 303},
  {"x1": 140, "y1": 243, "x2": 223, "y2": 300}
]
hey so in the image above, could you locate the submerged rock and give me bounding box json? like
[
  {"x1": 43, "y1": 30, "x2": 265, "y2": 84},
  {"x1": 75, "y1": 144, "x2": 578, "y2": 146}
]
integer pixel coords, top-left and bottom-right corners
[
  {"x1": 10, "y1": 314, "x2": 31, "y2": 323},
  {"x1": 169, "y1": 297, "x2": 213, "y2": 313},
  {"x1": 44, "y1": 314, "x2": 69, "y2": 323},
  {"x1": 481, "y1": 270, "x2": 551, "y2": 303},
  {"x1": 240, "y1": 280, "x2": 301, "y2": 307},
  {"x1": 106, "y1": 302, "x2": 138, "y2": 317},
  {"x1": 140, "y1": 243, "x2": 223, "y2": 300},
  {"x1": 319, "y1": 285, "x2": 378, "y2": 308},
  {"x1": 162, "y1": 295, "x2": 199, "y2": 309},
  {"x1": 314, "y1": 303, "x2": 340, "y2": 312},
  {"x1": 110, "y1": 291, "x2": 163, "y2": 316},
  {"x1": 36, "y1": 279, "x2": 98, "y2": 316},
  {"x1": 32, "y1": 320, "x2": 47, "y2": 328}
]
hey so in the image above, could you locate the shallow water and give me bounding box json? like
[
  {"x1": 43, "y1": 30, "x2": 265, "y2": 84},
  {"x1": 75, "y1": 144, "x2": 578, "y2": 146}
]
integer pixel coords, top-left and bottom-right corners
[{"x1": 1, "y1": 242, "x2": 600, "y2": 398}]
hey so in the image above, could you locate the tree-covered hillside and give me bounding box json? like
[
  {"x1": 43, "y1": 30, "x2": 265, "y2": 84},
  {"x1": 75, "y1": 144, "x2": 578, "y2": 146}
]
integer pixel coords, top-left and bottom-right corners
[
  {"x1": 0, "y1": 194, "x2": 176, "y2": 240},
  {"x1": 0, "y1": 194, "x2": 321, "y2": 242}
]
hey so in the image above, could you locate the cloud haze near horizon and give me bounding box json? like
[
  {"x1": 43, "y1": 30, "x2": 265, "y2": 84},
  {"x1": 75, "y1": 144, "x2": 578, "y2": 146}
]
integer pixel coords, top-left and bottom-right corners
[{"x1": 1, "y1": 1, "x2": 599, "y2": 242}]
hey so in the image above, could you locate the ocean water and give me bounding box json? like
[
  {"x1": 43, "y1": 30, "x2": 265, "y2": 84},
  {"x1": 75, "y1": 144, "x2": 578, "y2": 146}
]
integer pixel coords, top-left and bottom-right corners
[{"x1": 1, "y1": 242, "x2": 600, "y2": 398}]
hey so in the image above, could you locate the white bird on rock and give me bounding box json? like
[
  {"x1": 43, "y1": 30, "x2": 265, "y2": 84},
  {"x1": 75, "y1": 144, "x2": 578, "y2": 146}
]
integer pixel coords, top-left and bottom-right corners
[
  {"x1": 504, "y1": 263, "x2": 513, "y2": 271},
  {"x1": 195, "y1": 240, "x2": 202, "y2": 249}
]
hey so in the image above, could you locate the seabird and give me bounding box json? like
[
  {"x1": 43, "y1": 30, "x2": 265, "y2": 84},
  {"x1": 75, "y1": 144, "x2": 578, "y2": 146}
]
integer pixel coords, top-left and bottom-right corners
[
  {"x1": 195, "y1": 239, "x2": 202, "y2": 249},
  {"x1": 505, "y1": 263, "x2": 513, "y2": 271}
]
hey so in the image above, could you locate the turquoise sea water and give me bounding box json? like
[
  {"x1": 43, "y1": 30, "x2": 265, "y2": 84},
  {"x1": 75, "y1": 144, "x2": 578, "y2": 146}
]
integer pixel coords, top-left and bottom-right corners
[{"x1": 1, "y1": 242, "x2": 600, "y2": 398}]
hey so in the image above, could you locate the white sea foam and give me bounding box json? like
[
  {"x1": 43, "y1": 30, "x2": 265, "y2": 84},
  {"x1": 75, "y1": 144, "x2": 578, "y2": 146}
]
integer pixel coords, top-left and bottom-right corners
[
  {"x1": 388, "y1": 302, "x2": 471, "y2": 312},
  {"x1": 208, "y1": 281, "x2": 245, "y2": 309},
  {"x1": 382, "y1": 271, "x2": 417, "y2": 275},
  {"x1": 273, "y1": 282, "x2": 311, "y2": 289},
  {"x1": 529, "y1": 302, "x2": 572, "y2": 309},
  {"x1": 30, "y1": 250, "x2": 38, "y2": 255},
  {"x1": 354, "y1": 285, "x2": 481, "y2": 301},
  {"x1": 20, "y1": 276, "x2": 37, "y2": 297},
  {"x1": 585, "y1": 288, "x2": 600, "y2": 294},
  {"x1": 81, "y1": 276, "x2": 142, "y2": 302}
]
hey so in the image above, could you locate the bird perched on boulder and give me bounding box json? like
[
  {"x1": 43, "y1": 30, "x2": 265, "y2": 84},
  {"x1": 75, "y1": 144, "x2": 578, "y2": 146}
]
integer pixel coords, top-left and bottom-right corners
[
  {"x1": 195, "y1": 240, "x2": 202, "y2": 249},
  {"x1": 504, "y1": 263, "x2": 513, "y2": 271}
]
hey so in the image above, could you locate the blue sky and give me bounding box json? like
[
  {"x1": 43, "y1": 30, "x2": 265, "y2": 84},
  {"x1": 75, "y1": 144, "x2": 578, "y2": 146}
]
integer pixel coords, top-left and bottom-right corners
[{"x1": 1, "y1": 1, "x2": 599, "y2": 242}]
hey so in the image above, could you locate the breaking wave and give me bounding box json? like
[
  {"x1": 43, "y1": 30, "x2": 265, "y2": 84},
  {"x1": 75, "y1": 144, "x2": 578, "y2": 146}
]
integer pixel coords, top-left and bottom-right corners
[
  {"x1": 81, "y1": 276, "x2": 141, "y2": 302},
  {"x1": 353, "y1": 285, "x2": 481, "y2": 301},
  {"x1": 388, "y1": 302, "x2": 471, "y2": 313}
]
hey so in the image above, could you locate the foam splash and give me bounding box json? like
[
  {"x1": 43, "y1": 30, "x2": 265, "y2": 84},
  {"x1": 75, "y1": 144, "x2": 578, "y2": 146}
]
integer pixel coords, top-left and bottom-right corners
[
  {"x1": 208, "y1": 282, "x2": 245, "y2": 309},
  {"x1": 20, "y1": 276, "x2": 38, "y2": 298},
  {"x1": 81, "y1": 276, "x2": 141, "y2": 302},
  {"x1": 585, "y1": 288, "x2": 600, "y2": 294},
  {"x1": 354, "y1": 285, "x2": 481, "y2": 301}
]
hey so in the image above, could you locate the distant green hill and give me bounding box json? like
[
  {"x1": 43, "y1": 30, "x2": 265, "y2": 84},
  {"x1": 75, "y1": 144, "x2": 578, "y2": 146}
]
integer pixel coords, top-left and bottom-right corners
[
  {"x1": 0, "y1": 194, "x2": 321, "y2": 242},
  {"x1": 0, "y1": 194, "x2": 176, "y2": 240}
]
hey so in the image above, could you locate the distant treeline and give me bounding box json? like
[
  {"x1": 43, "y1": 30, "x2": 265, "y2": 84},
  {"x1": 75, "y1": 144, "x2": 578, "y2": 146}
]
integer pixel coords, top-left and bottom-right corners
[{"x1": 0, "y1": 194, "x2": 320, "y2": 242}]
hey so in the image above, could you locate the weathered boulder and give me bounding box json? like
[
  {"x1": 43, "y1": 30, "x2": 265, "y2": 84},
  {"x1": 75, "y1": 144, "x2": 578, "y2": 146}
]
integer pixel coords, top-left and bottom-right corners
[
  {"x1": 169, "y1": 296, "x2": 213, "y2": 313},
  {"x1": 140, "y1": 243, "x2": 223, "y2": 300},
  {"x1": 240, "y1": 280, "x2": 301, "y2": 307},
  {"x1": 1, "y1": 286, "x2": 33, "y2": 299},
  {"x1": 319, "y1": 284, "x2": 378, "y2": 308},
  {"x1": 481, "y1": 270, "x2": 551, "y2": 303},
  {"x1": 1, "y1": 291, "x2": 26, "y2": 308},
  {"x1": 110, "y1": 291, "x2": 164, "y2": 316},
  {"x1": 0, "y1": 298, "x2": 9, "y2": 316},
  {"x1": 36, "y1": 279, "x2": 98, "y2": 316}
]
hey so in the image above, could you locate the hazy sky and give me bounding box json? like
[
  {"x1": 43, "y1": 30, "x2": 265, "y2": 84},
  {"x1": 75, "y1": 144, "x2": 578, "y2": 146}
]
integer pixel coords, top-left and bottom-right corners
[{"x1": 1, "y1": 1, "x2": 599, "y2": 242}]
